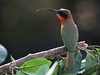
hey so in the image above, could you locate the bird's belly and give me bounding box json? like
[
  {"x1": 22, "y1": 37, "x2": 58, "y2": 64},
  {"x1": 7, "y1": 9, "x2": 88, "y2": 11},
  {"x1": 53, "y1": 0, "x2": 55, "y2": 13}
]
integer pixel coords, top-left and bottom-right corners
[{"x1": 61, "y1": 24, "x2": 78, "y2": 51}]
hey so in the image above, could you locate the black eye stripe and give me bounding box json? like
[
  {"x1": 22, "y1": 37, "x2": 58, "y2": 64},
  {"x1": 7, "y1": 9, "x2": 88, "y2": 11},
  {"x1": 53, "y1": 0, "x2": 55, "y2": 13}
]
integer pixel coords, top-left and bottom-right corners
[{"x1": 58, "y1": 11, "x2": 68, "y2": 19}]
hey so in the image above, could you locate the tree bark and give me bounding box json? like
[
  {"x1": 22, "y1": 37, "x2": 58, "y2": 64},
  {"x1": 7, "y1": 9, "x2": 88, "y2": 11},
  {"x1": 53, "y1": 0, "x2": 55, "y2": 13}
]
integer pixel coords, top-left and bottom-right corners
[{"x1": 0, "y1": 41, "x2": 87, "y2": 74}]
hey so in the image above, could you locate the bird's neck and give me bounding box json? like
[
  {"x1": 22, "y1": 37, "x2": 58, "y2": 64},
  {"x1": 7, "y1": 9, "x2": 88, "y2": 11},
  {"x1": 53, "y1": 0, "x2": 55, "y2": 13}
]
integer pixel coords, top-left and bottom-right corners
[
  {"x1": 62, "y1": 15, "x2": 74, "y2": 25},
  {"x1": 58, "y1": 15, "x2": 66, "y2": 23}
]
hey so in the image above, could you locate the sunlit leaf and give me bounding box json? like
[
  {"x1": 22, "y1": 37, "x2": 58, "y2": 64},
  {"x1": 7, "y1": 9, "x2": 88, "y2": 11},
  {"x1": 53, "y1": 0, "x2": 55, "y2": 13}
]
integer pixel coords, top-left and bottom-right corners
[
  {"x1": 52, "y1": 62, "x2": 59, "y2": 75},
  {"x1": 20, "y1": 58, "x2": 52, "y2": 73},
  {"x1": 46, "y1": 61, "x2": 58, "y2": 75},
  {"x1": 10, "y1": 55, "x2": 15, "y2": 62},
  {"x1": 35, "y1": 65, "x2": 49, "y2": 75},
  {"x1": 16, "y1": 70, "x2": 26, "y2": 75},
  {"x1": 96, "y1": 48, "x2": 100, "y2": 58},
  {"x1": 96, "y1": 48, "x2": 100, "y2": 54}
]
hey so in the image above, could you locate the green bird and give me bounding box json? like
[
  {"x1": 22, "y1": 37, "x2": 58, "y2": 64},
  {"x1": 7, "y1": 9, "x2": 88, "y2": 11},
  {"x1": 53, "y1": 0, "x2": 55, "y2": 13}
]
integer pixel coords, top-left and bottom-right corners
[{"x1": 37, "y1": 8, "x2": 78, "y2": 71}]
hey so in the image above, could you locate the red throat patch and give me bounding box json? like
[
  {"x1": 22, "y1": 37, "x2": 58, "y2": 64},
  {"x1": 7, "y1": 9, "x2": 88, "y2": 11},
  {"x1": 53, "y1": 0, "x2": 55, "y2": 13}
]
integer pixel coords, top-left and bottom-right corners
[{"x1": 58, "y1": 14, "x2": 66, "y2": 23}]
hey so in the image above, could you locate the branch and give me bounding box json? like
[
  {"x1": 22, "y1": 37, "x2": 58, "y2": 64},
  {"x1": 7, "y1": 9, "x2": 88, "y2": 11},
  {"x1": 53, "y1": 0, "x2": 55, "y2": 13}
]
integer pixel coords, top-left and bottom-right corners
[{"x1": 0, "y1": 41, "x2": 88, "y2": 74}]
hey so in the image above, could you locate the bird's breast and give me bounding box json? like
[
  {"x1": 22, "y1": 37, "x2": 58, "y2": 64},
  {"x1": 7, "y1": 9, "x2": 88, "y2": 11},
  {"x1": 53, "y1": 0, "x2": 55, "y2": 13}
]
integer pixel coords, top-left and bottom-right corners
[{"x1": 61, "y1": 22, "x2": 78, "y2": 51}]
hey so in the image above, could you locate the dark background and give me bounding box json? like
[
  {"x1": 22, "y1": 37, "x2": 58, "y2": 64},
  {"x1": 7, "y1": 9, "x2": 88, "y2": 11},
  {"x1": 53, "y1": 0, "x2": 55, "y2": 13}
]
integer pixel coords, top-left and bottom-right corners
[{"x1": 0, "y1": 0, "x2": 100, "y2": 63}]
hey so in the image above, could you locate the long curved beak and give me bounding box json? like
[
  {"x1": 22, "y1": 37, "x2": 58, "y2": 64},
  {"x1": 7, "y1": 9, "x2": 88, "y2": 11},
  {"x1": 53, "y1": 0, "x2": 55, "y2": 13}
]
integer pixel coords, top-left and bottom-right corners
[{"x1": 36, "y1": 8, "x2": 59, "y2": 13}]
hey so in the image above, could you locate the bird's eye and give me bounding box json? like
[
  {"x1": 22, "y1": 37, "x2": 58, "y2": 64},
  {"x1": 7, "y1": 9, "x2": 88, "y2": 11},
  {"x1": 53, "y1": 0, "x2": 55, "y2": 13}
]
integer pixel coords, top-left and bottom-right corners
[{"x1": 58, "y1": 11, "x2": 68, "y2": 19}]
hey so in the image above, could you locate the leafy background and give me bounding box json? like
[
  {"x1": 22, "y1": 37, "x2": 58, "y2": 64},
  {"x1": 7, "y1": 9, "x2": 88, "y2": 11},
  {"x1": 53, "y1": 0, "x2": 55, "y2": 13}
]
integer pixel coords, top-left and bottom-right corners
[{"x1": 0, "y1": 0, "x2": 100, "y2": 63}]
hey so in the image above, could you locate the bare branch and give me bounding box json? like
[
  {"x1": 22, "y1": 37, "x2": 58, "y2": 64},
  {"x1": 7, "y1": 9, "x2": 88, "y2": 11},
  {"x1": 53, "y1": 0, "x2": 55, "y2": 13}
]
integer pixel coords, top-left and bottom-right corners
[{"x1": 0, "y1": 41, "x2": 87, "y2": 74}]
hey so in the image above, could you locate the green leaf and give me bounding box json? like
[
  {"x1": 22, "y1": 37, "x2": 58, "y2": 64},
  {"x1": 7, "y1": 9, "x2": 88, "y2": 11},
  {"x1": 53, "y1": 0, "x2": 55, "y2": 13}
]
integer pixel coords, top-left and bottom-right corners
[
  {"x1": 46, "y1": 61, "x2": 58, "y2": 75},
  {"x1": 96, "y1": 48, "x2": 100, "y2": 54},
  {"x1": 10, "y1": 55, "x2": 15, "y2": 62},
  {"x1": 91, "y1": 71, "x2": 97, "y2": 75},
  {"x1": 78, "y1": 69, "x2": 85, "y2": 74},
  {"x1": 20, "y1": 58, "x2": 52, "y2": 73},
  {"x1": 16, "y1": 70, "x2": 26, "y2": 75},
  {"x1": 52, "y1": 62, "x2": 59, "y2": 75},
  {"x1": 59, "y1": 51, "x2": 82, "y2": 74},
  {"x1": 85, "y1": 52, "x2": 97, "y2": 71},
  {"x1": 82, "y1": 64, "x2": 98, "y2": 75},
  {"x1": 80, "y1": 59, "x2": 85, "y2": 70},
  {"x1": 60, "y1": 60, "x2": 66, "y2": 69},
  {"x1": 59, "y1": 60, "x2": 67, "y2": 75},
  {"x1": 78, "y1": 59, "x2": 86, "y2": 74},
  {"x1": 59, "y1": 60, "x2": 74, "y2": 75},
  {"x1": 35, "y1": 65, "x2": 49, "y2": 75},
  {"x1": 67, "y1": 51, "x2": 82, "y2": 73},
  {"x1": 73, "y1": 51, "x2": 82, "y2": 73},
  {"x1": 96, "y1": 48, "x2": 100, "y2": 58}
]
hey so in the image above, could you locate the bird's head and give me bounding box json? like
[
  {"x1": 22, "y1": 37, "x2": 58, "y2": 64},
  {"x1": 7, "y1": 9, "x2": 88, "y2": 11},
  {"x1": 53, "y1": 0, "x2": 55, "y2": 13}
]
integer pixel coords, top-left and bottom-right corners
[
  {"x1": 36, "y1": 8, "x2": 72, "y2": 23},
  {"x1": 58, "y1": 8, "x2": 72, "y2": 23}
]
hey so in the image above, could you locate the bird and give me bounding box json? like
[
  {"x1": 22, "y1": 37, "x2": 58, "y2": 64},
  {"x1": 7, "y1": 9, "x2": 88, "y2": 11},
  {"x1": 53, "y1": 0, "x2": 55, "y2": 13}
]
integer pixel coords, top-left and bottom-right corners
[{"x1": 37, "y1": 8, "x2": 79, "y2": 71}]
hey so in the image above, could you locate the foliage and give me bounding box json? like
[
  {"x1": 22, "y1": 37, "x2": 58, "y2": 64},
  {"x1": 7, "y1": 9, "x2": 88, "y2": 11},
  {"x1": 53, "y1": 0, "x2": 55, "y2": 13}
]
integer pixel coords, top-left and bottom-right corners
[
  {"x1": 20, "y1": 58, "x2": 51, "y2": 73},
  {"x1": 10, "y1": 55, "x2": 15, "y2": 62},
  {"x1": 8, "y1": 47, "x2": 100, "y2": 75}
]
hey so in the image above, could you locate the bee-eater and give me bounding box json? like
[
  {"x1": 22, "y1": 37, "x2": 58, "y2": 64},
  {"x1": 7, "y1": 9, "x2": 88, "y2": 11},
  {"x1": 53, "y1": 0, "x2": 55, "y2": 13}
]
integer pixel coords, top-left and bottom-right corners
[{"x1": 37, "y1": 8, "x2": 78, "y2": 71}]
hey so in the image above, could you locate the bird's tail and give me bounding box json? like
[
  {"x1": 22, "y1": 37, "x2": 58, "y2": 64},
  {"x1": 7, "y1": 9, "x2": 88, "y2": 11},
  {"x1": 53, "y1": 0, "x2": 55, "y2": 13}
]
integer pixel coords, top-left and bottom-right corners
[{"x1": 66, "y1": 51, "x2": 75, "y2": 71}]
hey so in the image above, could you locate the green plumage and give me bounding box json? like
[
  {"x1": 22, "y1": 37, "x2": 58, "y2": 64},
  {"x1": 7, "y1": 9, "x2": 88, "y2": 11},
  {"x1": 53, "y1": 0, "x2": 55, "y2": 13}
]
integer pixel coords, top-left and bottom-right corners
[
  {"x1": 61, "y1": 22, "x2": 78, "y2": 52},
  {"x1": 61, "y1": 21, "x2": 78, "y2": 71}
]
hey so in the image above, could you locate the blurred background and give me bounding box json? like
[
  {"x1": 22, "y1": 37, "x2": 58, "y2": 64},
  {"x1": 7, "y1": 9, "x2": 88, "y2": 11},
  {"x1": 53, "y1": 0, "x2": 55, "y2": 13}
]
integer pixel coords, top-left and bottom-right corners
[{"x1": 0, "y1": 0, "x2": 100, "y2": 63}]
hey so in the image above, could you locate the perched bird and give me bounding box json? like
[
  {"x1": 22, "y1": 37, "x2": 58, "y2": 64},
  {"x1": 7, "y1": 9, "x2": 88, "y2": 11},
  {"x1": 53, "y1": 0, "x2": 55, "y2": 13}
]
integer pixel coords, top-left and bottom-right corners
[{"x1": 37, "y1": 8, "x2": 78, "y2": 71}]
